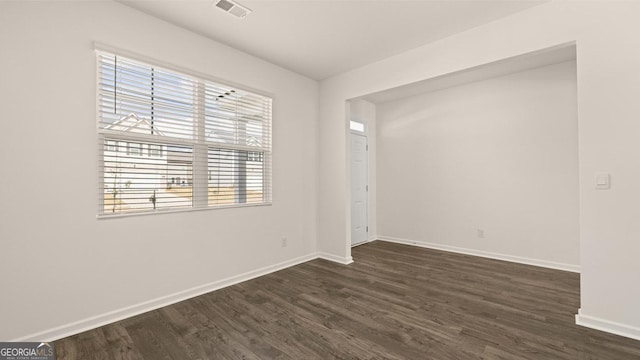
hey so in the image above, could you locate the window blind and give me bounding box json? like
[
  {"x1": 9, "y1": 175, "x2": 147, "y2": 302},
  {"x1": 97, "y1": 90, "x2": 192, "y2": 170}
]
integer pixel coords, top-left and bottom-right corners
[{"x1": 97, "y1": 50, "x2": 272, "y2": 216}]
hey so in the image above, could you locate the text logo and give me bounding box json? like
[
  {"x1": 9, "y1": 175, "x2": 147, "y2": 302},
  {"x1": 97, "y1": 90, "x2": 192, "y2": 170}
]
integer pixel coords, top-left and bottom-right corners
[{"x1": 0, "y1": 342, "x2": 55, "y2": 360}]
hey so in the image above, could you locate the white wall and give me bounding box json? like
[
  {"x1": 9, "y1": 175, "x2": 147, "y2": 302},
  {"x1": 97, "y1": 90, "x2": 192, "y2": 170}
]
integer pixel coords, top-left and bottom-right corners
[
  {"x1": 0, "y1": 1, "x2": 318, "y2": 341},
  {"x1": 376, "y1": 61, "x2": 579, "y2": 269},
  {"x1": 318, "y1": 1, "x2": 640, "y2": 339}
]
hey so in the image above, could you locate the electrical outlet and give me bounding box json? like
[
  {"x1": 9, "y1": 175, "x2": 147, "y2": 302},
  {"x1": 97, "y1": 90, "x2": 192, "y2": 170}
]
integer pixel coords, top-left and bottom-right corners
[
  {"x1": 477, "y1": 229, "x2": 485, "y2": 239},
  {"x1": 281, "y1": 237, "x2": 288, "y2": 247}
]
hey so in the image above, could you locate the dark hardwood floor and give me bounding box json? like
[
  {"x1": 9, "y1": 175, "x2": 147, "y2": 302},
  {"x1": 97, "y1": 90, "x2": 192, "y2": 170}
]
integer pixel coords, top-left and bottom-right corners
[{"x1": 56, "y1": 241, "x2": 640, "y2": 359}]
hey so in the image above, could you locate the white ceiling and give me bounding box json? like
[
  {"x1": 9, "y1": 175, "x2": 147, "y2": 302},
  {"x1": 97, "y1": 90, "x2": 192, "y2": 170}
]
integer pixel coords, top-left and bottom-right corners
[{"x1": 119, "y1": 0, "x2": 546, "y2": 80}]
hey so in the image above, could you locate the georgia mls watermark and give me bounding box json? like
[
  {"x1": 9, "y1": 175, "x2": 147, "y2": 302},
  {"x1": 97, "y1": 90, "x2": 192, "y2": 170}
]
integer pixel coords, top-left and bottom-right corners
[{"x1": 0, "y1": 342, "x2": 55, "y2": 360}]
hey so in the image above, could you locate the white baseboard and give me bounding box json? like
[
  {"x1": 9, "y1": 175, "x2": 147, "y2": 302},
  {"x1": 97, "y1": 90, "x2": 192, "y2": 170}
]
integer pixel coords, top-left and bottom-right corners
[
  {"x1": 12, "y1": 252, "x2": 319, "y2": 342},
  {"x1": 576, "y1": 309, "x2": 640, "y2": 341},
  {"x1": 317, "y1": 252, "x2": 354, "y2": 265},
  {"x1": 352, "y1": 238, "x2": 375, "y2": 248},
  {"x1": 378, "y1": 235, "x2": 580, "y2": 273}
]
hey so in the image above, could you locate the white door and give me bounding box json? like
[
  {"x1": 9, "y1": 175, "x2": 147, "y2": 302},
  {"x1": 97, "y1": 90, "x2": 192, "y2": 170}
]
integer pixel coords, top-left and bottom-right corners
[{"x1": 351, "y1": 133, "x2": 368, "y2": 246}]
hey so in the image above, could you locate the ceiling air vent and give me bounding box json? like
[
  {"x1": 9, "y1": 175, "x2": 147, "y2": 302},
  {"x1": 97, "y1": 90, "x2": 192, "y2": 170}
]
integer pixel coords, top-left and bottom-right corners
[{"x1": 215, "y1": 0, "x2": 252, "y2": 19}]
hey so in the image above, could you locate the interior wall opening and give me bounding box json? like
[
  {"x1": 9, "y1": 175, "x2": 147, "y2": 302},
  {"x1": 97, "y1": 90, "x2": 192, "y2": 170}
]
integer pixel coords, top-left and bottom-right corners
[{"x1": 347, "y1": 43, "x2": 579, "y2": 273}]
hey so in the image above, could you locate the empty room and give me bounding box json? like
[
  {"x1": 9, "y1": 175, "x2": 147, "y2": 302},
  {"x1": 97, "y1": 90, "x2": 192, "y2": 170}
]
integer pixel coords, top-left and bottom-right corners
[{"x1": 1, "y1": 1, "x2": 639, "y2": 359}]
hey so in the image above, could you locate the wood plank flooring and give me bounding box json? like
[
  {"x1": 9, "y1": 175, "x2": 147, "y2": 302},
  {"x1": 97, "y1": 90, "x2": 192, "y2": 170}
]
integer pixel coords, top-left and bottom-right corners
[{"x1": 55, "y1": 241, "x2": 640, "y2": 359}]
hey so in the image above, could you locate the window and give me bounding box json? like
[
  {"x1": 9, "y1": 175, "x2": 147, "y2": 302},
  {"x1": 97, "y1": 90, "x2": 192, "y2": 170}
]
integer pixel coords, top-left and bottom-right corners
[
  {"x1": 97, "y1": 50, "x2": 272, "y2": 216},
  {"x1": 350, "y1": 120, "x2": 365, "y2": 132},
  {"x1": 105, "y1": 140, "x2": 117, "y2": 152},
  {"x1": 127, "y1": 142, "x2": 142, "y2": 156},
  {"x1": 247, "y1": 151, "x2": 264, "y2": 162},
  {"x1": 148, "y1": 144, "x2": 163, "y2": 158}
]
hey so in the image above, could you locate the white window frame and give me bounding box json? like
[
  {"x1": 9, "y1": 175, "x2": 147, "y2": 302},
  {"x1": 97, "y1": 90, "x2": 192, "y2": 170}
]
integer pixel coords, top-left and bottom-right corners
[{"x1": 95, "y1": 43, "x2": 273, "y2": 219}]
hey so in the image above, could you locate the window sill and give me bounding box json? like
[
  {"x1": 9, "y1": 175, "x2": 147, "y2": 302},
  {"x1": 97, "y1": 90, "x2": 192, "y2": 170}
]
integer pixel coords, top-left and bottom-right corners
[{"x1": 97, "y1": 202, "x2": 273, "y2": 220}]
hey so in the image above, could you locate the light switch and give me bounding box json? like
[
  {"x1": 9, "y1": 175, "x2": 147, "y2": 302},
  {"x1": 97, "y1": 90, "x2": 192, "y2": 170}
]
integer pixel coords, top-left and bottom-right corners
[{"x1": 595, "y1": 173, "x2": 610, "y2": 190}]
